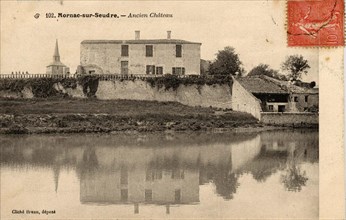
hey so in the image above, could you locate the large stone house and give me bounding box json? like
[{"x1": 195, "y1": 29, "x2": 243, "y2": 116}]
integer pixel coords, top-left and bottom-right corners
[{"x1": 79, "y1": 31, "x2": 201, "y2": 75}]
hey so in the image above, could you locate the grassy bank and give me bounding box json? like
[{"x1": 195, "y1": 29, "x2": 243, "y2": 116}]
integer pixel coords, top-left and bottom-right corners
[{"x1": 0, "y1": 98, "x2": 260, "y2": 134}]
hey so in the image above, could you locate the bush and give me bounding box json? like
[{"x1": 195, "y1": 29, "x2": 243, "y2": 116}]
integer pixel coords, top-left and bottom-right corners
[
  {"x1": 77, "y1": 75, "x2": 100, "y2": 97},
  {"x1": 5, "y1": 124, "x2": 29, "y2": 134},
  {"x1": 146, "y1": 74, "x2": 233, "y2": 92}
]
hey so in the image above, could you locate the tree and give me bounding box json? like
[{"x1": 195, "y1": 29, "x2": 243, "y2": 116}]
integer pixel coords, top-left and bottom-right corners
[
  {"x1": 248, "y1": 64, "x2": 287, "y2": 80},
  {"x1": 209, "y1": 47, "x2": 244, "y2": 76},
  {"x1": 281, "y1": 55, "x2": 310, "y2": 81}
]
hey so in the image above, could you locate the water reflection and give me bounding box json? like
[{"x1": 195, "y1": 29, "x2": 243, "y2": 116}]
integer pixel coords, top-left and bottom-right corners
[{"x1": 0, "y1": 130, "x2": 318, "y2": 218}]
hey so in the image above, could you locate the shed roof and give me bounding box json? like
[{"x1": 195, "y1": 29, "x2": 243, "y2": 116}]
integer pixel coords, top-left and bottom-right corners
[
  {"x1": 236, "y1": 76, "x2": 289, "y2": 94},
  {"x1": 81, "y1": 39, "x2": 201, "y2": 45},
  {"x1": 262, "y1": 76, "x2": 319, "y2": 94}
]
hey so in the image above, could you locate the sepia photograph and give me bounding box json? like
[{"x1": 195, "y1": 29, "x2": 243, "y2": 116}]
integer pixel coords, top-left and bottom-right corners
[{"x1": 0, "y1": 0, "x2": 344, "y2": 219}]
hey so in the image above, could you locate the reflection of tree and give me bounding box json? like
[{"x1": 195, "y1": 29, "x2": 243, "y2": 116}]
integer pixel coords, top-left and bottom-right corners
[
  {"x1": 200, "y1": 153, "x2": 239, "y2": 200},
  {"x1": 239, "y1": 145, "x2": 287, "y2": 183},
  {"x1": 281, "y1": 164, "x2": 308, "y2": 192},
  {"x1": 213, "y1": 166, "x2": 239, "y2": 200}
]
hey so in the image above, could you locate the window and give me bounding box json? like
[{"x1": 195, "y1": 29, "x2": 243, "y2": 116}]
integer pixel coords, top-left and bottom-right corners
[
  {"x1": 268, "y1": 105, "x2": 274, "y2": 111},
  {"x1": 156, "y1": 66, "x2": 163, "y2": 75},
  {"x1": 121, "y1": 189, "x2": 128, "y2": 201},
  {"x1": 145, "y1": 189, "x2": 152, "y2": 202},
  {"x1": 305, "y1": 95, "x2": 308, "y2": 102},
  {"x1": 278, "y1": 105, "x2": 286, "y2": 112},
  {"x1": 176, "y1": 45, "x2": 182, "y2": 57},
  {"x1": 121, "y1": 45, "x2": 129, "y2": 57},
  {"x1": 171, "y1": 170, "x2": 184, "y2": 179},
  {"x1": 120, "y1": 167, "x2": 128, "y2": 185},
  {"x1": 304, "y1": 107, "x2": 308, "y2": 111},
  {"x1": 172, "y1": 67, "x2": 185, "y2": 75},
  {"x1": 146, "y1": 65, "x2": 155, "y2": 75},
  {"x1": 294, "y1": 96, "x2": 298, "y2": 102},
  {"x1": 175, "y1": 189, "x2": 181, "y2": 203},
  {"x1": 146, "y1": 45, "x2": 153, "y2": 57},
  {"x1": 146, "y1": 169, "x2": 162, "y2": 181}
]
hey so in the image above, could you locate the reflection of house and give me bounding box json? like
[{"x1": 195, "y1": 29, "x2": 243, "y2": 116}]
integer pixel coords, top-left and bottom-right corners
[
  {"x1": 237, "y1": 76, "x2": 319, "y2": 113},
  {"x1": 79, "y1": 31, "x2": 201, "y2": 75},
  {"x1": 78, "y1": 135, "x2": 262, "y2": 206},
  {"x1": 46, "y1": 40, "x2": 70, "y2": 75}
]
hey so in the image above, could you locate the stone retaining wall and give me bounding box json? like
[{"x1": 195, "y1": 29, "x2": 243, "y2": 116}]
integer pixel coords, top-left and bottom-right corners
[{"x1": 261, "y1": 112, "x2": 318, "y2": 125}]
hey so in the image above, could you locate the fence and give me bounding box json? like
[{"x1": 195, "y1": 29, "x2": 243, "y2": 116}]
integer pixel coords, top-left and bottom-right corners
[{"x1": 0, "y1": 73, "x2": 203, "y2": 80}]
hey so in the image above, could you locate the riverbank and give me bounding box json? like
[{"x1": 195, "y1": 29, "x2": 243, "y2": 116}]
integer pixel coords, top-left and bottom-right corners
[{"x1": 0, "y1": 98, "x2": 317, "y2": 134}]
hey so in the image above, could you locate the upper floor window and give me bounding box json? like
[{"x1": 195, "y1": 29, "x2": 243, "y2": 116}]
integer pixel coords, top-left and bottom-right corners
[
  {"x1": 146, "y1": 45, "x2": 153, "y2": 57},
  {"x1": 121, "y1": 45, "x2": 129, "y2": 57},
  {"x1": 176, "y1": 45, "x2": 182, "y2": 57},
  {"x1": 305, "y1": 95, "x2": 308, "y2": 102},
  {"x1": 294, "y1": 96, "x2": 298, "y2": 102}
]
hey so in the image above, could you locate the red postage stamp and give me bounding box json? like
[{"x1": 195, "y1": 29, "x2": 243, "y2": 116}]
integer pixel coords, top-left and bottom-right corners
[{"x1": 287, "y1": 0, "x2": 344, "y2": 47}]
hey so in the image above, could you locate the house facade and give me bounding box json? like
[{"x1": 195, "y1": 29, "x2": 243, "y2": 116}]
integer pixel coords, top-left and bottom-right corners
[
  {"x1": 263, "y1": 76, "x2": 319, "y2": 112},
  {"x1": 79, "y1": 31, "x2": 201, "y2": 75},
  {"x1": 236, "y1": 76, "x2": 319, "y2": 113}
]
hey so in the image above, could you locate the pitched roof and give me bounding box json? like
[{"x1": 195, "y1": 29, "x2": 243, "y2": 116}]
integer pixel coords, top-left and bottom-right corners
[
  {"x1": 81, "y1": 39, "x2": 201, "y2": 45},
  {"x1": 47, "y1": 61, "x2": 67, "y2": 67},
  {"x1": 262, "y1": 76, "x2": 318, "y2": 94},
  {"x1": 236, "y1": 76, "x2": 289, "y2": 94}
]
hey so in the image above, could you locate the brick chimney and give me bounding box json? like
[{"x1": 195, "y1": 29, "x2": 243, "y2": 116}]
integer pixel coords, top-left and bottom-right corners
[
  {"x1": 167, "y1": 31, "x2": 171, "y2": 39},
  {"x1": 135, "y1": 30, "x2": 140, "y2": 40}
]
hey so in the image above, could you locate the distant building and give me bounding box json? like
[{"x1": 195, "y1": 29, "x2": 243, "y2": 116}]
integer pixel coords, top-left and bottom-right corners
[
  {"x1": 264, "y1": 76, "x2": 319, "y2": 112},
  {"x1": 236, "y1": 76, "x2": 319, "y2": 113},
  {"x1": 237, "y1": 76, "x2": 290, "y2": 112},
  {"x1": 79, "y1": 31, "x2": 201, "y2": 75},
  {"x1": 46, "y1": 40, "x2": 70, "y2": 75}
]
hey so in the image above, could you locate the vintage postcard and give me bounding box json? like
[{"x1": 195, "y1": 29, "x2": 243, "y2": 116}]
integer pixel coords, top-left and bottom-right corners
[{"x1": 0, "y1": 0, "x2": 344, "y2": 219}]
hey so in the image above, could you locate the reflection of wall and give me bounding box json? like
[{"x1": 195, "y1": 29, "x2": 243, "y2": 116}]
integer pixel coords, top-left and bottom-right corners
[
  {"x1": 260, "y1": 130, "x2": 319, "y2": 163},
  {"x1": 230, "y1": 135, "x2": 261, "y2": 171}
]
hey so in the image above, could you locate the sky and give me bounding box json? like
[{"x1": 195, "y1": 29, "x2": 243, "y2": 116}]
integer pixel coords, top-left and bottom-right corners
[{"x1": 1, "y1": 1, "x2": 319, "y2": 84}]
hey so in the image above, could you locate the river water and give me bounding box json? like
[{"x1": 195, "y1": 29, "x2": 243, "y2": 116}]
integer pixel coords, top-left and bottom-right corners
[{"x1": 0, "y1": 129, "x2": 318, "y2": 219}]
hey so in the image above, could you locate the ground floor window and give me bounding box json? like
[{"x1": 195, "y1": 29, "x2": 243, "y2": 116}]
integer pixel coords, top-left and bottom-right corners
[
  {"x1": 146, "y1": 65, "x2": 155, "y2": 75},
  {"x1": 156, "y1": 66, "x2": 163, "y2": 75},
  {"x1": 172, "y1": 67, "x2": 185, "y2": 75},
  {"x1": 278, "y1": 105, "x2": 286, "y2": 112}
]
